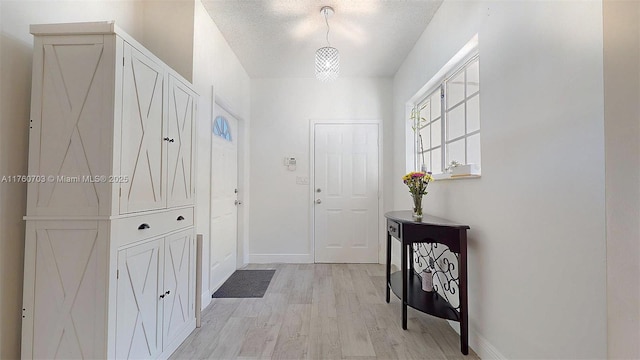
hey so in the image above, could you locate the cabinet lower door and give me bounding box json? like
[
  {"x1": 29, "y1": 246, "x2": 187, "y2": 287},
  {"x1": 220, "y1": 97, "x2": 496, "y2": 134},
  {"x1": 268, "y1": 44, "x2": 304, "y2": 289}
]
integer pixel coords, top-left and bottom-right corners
[
  {"x1": 116, "y1": 239, "x2": 164, "y2": 359},
  {"x1": 163, "y1": 230, "x2": 195, "y2": 347},
  {"x1": 22, "y1": 221, "x2": 107, "y2": 359}
]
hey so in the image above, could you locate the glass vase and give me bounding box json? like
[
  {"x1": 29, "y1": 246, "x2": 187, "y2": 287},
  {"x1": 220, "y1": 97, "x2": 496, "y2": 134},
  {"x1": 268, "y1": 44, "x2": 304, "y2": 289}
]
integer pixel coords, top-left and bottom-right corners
[{"x1": 412, "y1": 193, "x2": 423, "y2": 220}]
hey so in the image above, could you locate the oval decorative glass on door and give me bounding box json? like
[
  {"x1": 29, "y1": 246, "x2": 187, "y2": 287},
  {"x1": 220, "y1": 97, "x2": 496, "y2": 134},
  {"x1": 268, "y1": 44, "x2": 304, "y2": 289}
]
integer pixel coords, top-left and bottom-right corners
[{"x1": 213, "y1": 116, "x2": 232, "y2": 141}]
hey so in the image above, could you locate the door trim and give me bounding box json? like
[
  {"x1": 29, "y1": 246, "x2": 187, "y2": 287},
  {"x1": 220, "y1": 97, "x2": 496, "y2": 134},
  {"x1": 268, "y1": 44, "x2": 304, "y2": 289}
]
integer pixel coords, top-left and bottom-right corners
[{"x1": 309, "y1": 119, "x2": 384, "y2": 264}]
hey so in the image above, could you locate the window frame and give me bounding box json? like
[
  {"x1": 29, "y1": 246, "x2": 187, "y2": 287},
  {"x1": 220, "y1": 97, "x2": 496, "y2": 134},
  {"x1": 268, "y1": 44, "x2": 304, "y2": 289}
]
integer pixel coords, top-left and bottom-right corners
[{"x1": 412, "y1": 52, "x2": 480, "y2": 176}]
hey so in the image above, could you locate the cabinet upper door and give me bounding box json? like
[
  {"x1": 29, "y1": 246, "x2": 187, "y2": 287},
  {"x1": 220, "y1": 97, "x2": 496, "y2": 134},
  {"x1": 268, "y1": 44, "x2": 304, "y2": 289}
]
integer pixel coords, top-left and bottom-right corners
[
  {"x1": 120, "y1": 42, "x2": 166, "y2": 214},
  {"x1": 116, "y1": 238, "x2": 164, "y2": 359},
  {"x1": 162, "y1": 230, "x2": 195, "y2": 347},
  {"x1": 166, "y1": 75, "x2": 197, "y2": 207},
  {"x1": 27, "y1": 36, "x2": 113, "y2": 217}
]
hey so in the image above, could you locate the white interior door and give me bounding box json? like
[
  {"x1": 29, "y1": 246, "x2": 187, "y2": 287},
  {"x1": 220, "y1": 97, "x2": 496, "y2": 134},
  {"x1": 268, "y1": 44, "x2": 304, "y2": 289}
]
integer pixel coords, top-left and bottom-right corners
[
  {"x1": 209, "y1": 105, "x2": 239, "y2": 292},
  {"x1": 314, "y1": 123, "x2": 379, "y2": 263}
]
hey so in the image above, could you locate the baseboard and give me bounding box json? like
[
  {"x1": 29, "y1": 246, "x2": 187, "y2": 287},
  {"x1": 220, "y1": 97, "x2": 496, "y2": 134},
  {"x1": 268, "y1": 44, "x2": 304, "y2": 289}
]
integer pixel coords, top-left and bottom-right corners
[
  {"x1": 248, "y1": 253, "x2": 313, "y2": 263},
  {"x1": 447, "y1": 321, "x2": 507, "y2": 359}
]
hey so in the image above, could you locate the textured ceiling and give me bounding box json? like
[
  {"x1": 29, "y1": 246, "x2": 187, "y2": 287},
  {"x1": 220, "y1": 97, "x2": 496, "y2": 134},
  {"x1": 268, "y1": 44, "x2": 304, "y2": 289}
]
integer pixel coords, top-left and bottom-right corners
[{"x1": 202, "y1": 0, "x2": 443, "y2": 78}]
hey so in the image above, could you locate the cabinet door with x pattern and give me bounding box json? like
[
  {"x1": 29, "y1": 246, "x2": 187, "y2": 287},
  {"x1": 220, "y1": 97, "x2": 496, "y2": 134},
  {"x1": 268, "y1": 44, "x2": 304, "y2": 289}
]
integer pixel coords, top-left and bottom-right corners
[
  {"x1": 120, "y1": 42, "x2": 166, "y2": 214},
  {"x1": 166, "y1": 75, "x2": 196, "y2": 208}
]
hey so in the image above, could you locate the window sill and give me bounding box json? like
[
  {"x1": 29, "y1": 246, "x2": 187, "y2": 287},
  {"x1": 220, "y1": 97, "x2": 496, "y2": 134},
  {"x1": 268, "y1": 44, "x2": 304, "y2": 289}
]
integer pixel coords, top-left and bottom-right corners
[{"x1": 432, "y1": 173, "x2": 481, "y2": 181}]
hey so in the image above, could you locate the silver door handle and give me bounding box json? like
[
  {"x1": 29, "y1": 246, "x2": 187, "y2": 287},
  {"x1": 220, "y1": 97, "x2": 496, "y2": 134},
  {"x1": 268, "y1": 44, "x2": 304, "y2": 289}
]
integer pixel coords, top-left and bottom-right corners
[
  {"x1": 315, "y1": 199, "x2": 322, "y2": 204},
  {"x1": 235, "y1": 200, "x2": 242, "y2": 205}
]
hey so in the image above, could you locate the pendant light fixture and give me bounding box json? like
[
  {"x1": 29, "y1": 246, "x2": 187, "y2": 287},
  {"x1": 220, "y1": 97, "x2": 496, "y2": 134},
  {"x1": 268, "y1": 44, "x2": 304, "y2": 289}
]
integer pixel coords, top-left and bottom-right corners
[{"x1": 315, "y1": 6, "x2": 339, "y2": 82}]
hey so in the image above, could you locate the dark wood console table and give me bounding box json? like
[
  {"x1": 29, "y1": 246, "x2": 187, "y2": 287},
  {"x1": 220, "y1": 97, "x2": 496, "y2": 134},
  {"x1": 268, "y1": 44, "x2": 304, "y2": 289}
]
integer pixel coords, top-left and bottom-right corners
[{"x1": 385, "y1": 210, "x2": 470, "y2": 355}]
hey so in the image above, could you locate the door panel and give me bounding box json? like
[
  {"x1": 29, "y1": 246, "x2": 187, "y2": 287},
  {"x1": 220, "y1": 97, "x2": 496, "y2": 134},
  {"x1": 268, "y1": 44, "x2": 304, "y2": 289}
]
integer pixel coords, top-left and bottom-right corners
[
  {"x1": 116, "y1": 239, "x2": 163, "y2": 359},
  {"x1": 31, "y1": 39, "x2": 111, "y2": 216},
  {"x1": 209, "y1": 105, "x2": 238, "y2": 292},
  {"x1": 314, "y1": 123, "x2": 379, "y2": 263},
  {"x1": 163, "y1": 230, "x2": 193, "y2": 346},
  {"x1": 167, "y1": 76, "x2": 196, "y2": 207},
  {"x1": 28, "y1": 221, "x2": 105, "y2": 359},
  {"x1": 120, "y1": 43, "x2": 166, "y2": 214}
]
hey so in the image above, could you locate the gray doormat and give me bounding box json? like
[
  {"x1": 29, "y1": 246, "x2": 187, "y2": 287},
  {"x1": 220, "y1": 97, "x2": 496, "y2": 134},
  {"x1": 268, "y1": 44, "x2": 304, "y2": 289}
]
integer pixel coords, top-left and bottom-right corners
[{"x1": 212, "y1": 270, "x2": 276, "y2": 298}]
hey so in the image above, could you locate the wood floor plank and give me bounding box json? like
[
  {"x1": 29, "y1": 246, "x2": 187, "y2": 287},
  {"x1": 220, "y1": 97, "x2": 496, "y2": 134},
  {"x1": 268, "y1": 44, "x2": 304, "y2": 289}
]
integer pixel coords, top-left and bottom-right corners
[
  {"x1": 331, "y1": 264, "x2": 355, "y2": 294},
  {"x1": 238, "y1": 293, "x2": 288, "y2": 359},
  {"x1": 237, "y1": 322, "x2": 282, "y2": 359},
  {"x1": 334, "y1": 292, "x2": 377, "y2": 357},
  {"x1": 311, "y1": 272, "x2": 337, "y2": 318},
  {"x1": 256, "y1": 293, "x2": 289, "y2": 327},
  {"x1": 232, "y1": 297, "x2": 265, "y2": 318},
  {"x1": 266, "y1": 265, "x2": 295, "y2": 295},
  {"x1": 208, "y1": 317, "x2": 253, "y2": 359},
  {"x1": 271, "y1": 304, "x2": 312, "y2": 359},
  {"x1": 288, "y1": 269, "x2": 313, "y2": 304},
  {"x1": 350, "y1": 268, "x2": 384, "y2": 305},
  {"x1": 307, "y1": 306, "x2": 342, "y2": 360},
  {"x1": 170, "y1": 264, "x2": 478, "y2": 360},
  {"x1": 369, "y1": 275, "x2": 388, "y2": 301},
  {"x1": 170, "y1": 298, "x2": 242, "y2": 359},
  {"x1": 364, "y1": 263, "x2": 386, "y2": 277}
]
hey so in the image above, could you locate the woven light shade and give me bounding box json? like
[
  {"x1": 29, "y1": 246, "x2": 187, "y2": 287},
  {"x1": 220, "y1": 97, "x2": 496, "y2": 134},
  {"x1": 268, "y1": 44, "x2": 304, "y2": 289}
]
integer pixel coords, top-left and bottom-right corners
[
  {"x1": 315, "y1": 46, "x2": 339, "y2": 82},
  {"x1": 315, "y1": 6, "x2": 339, "y2": 82}
]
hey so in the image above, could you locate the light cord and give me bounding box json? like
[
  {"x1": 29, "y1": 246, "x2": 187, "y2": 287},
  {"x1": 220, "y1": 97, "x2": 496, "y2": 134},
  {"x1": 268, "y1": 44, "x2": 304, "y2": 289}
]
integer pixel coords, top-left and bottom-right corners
[{"x1": 324, "y1": 9, "x2": 331, "y2": 46}]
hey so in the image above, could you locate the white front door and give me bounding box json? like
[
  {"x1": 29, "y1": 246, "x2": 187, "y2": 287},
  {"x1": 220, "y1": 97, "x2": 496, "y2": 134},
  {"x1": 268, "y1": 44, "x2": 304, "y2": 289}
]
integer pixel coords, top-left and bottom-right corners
[
  {"x1": 314, "y1": 123, "x2": 379, "y2": 263},
  {"x1": 209, "y1": 105, "x2": 239, "y2": 292}
]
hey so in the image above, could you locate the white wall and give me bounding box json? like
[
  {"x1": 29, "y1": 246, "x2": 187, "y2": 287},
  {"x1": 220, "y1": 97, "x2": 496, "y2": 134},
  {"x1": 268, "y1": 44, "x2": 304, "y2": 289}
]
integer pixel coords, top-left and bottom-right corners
[
  {"x1": 393, "y1": 1, "x2": 606, "y2": 358},
  {"x1": 192, "y1": 0, "x2": 251, "y2": 309},
  {"x1": 603, "y1": 1, "x2": 640, "y2": 358},
  {"x1": 0, "y1": 2, "x2": 145, "y2": 358},
  {"x1": 249, "y1": 78, "x2": 393, "y2": 263},
  {"x1": 141, "y1": 0, "x2": 194, "y2": 82}
]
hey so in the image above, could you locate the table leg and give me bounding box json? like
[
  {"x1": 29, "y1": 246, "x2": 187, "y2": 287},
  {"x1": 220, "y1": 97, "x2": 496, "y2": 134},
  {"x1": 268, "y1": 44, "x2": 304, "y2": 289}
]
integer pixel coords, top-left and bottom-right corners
[
  {"x1": 409, "y1": 243, "x2": 414, "y2": 275},
  {"x1": 401, "y1": 241, "x2": 408, "y2": 330},
  {"x1": 459, "y1": 230, "x2": 469, "y2": 355},
  {"x1": 386, "y1": 232, "x2": 391, "y2": 303}
]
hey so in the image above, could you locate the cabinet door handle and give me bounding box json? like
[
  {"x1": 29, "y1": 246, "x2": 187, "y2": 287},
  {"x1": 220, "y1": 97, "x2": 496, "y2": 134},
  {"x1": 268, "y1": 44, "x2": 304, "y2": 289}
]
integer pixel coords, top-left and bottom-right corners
[
  {"x1": 165, "y1": 290, "x2": 171, "y2": 295},
  {"x1": 169, "y1": 138, "x2": 175, "y2": 143},
  {"x1": 163, "y1": 137, "x2": 170, "y2": 142},
  {"x1": 138, "y1": 223, "x2": 150, "y2": 230},
  {"x1": 159, "y1": 294, "x2": 165, "y2": 299},
  {"x1": 177, "y1": 216, "x2": 185, "y2": 221}
]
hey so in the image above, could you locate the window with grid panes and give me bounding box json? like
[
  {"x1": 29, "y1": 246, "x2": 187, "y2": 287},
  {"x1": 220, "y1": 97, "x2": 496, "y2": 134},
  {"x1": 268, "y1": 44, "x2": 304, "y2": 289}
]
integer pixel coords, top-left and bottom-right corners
[{"x1": 415, "y1": 56, "x2": 480, "y2": 174}]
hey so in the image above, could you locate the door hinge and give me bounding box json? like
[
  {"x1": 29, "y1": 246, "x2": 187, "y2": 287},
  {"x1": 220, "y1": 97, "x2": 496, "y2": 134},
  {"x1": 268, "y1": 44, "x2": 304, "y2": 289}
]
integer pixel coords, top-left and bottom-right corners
[
  {"x1": 117, "y1": 269, "x2": 119, "y2": 279},
  {"x1": 123, "y1": 57, "x2": 125, "y2": 67},
  {"x1": 119, "y1": 188, "x2": 122, "y2": 197}
]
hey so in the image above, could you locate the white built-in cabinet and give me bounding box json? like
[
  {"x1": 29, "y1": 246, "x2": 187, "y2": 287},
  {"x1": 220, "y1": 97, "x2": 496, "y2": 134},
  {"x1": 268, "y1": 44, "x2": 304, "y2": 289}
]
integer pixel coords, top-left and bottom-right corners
[{"x1": 21, "y1": 22, "x2": 197, "y2": 360}]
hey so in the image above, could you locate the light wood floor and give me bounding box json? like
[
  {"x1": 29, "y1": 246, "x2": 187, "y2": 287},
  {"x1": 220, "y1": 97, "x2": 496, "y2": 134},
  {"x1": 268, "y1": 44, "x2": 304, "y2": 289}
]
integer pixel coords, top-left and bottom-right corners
[{"x1": 170, "y1": 264, "x2": 479, "y2": 360}]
